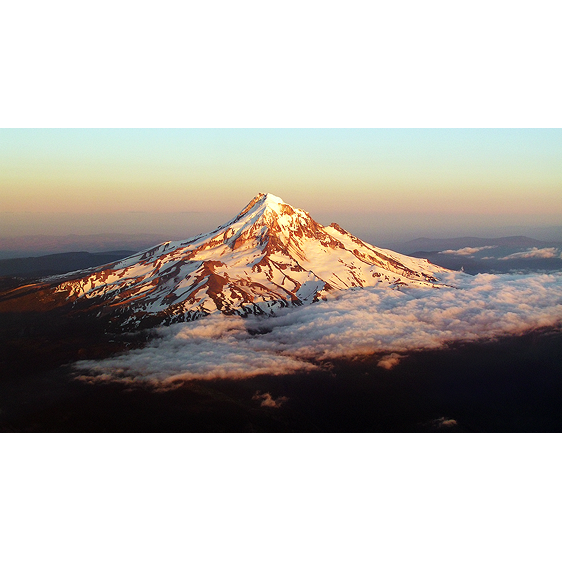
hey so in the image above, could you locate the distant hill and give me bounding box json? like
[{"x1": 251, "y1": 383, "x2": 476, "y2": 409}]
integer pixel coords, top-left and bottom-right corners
[
  {"x1": 0, "y1": 251, "x2": 135, "y2": 278},
  {"x1": 0, "y1": 233, "x2": 164, "y2": 259}
]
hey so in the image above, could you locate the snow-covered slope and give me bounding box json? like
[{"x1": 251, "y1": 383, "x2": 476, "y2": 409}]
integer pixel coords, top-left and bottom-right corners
[{"x1": 49, "y1": 193, "x2": 448, "y2": 328}]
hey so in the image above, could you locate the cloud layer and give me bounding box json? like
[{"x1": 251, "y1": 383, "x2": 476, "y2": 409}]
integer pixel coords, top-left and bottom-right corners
[
  {"x1": 499, "y1": 247, "x2": 561, "y2": 260},
  {"x1": 439, "y1": 246, "x2": 497, "y2": 256},
  {"x1": 75, "y1": 271, "x2": 562, "y2": 383}
]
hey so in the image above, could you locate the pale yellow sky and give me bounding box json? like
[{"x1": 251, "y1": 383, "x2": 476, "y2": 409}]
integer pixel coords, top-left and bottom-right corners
[{"x1": 1, "y1": 129, "x2": 561, "y2": 238}]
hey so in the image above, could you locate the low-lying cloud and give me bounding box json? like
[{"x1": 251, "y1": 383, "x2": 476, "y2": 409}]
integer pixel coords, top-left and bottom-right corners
[
  {"x1": 499, "y1": 247, "x2": 561, "y2": 260},
  {"x1": 253, "y1": 392, "x2": 288, "y2": 408},
  {"x1": 75, "y1": 271, "x2": 562, "y2": 383},
  {"x1": 439, "y1": 246, "x2": 497, "y2": 256},
  {"x1": 377, "y1": 353, "x2": 403, "y2": 370},
  {"x1": 426, "y1": 417, "x2": 458, "y2": 429}
]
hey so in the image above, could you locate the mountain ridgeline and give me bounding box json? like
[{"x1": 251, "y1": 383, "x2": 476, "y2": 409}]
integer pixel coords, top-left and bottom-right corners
[{"x1": 1, "y1": 194, "x2": 447, "y2": 329}]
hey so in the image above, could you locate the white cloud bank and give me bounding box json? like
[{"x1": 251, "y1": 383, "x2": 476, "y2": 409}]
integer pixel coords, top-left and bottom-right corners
[
  {"x1": 439, "y1": 246, "x2": 497, "y2": 256},
  {"x1": 75, "y1": 271, "x2": 562, "y2": 383},
  {"x1": 499, "y1": 247, "x2": 561, "y2": 260}
]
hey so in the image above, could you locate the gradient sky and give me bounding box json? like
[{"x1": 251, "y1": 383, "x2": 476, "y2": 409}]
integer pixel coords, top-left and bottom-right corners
[{"x1": 1, "y1": 129, "x2": 561, "y2": 242}]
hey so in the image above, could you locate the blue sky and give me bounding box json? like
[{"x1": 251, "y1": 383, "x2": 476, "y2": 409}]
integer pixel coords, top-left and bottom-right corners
[{"x1": 1, "y1": 129, "x2": 561, "y2": 241}]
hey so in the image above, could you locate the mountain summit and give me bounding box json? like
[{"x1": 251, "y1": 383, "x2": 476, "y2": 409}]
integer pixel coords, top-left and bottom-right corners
[{"x1": 45, "y1": 193, "x2": 447, "y2": 328}]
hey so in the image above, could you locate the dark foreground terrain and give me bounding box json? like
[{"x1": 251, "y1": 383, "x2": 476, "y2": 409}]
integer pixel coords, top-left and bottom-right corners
[{"x1": 1, "y1": 291, "x2": 561, "y2": 431}]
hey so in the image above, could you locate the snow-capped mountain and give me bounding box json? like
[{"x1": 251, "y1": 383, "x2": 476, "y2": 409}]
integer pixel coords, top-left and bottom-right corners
[{"x1": 48, "y1": 193, "x2": 447, "y2": 328}]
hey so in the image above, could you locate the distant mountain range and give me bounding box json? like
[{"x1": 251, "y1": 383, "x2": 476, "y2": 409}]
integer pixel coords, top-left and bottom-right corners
[
  {"x1": 0, "y1": 251, "x2": 135, "y2": 278},
  {"x1": 0, "y1": 233, "x2": 164, "y2": 259},
  {"x1": 382, "y1": 236, "x2": 559, "y2": 274},
  {"x1": 392, "y1": 236, "x2": 561, "y2": 255}
]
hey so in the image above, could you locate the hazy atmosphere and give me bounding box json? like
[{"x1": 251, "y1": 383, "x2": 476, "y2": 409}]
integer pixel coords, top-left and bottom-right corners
[{"x1": 2, "y1": 129, "x2": 561, "y2": 252}]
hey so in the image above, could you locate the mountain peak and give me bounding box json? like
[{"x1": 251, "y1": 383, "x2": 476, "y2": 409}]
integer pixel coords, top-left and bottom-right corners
[
  {"x1": 230, "y1": 193, "x2": 309, "y2": 236},
  {"x1": 259, "y1": 193, "x2": 285, "y2": 206},
  {"x1": 236, "y1": 193, "x2": 290, "y2": 218}
]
